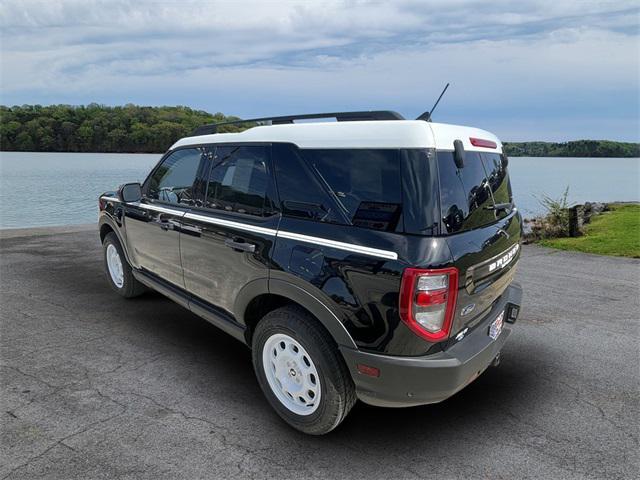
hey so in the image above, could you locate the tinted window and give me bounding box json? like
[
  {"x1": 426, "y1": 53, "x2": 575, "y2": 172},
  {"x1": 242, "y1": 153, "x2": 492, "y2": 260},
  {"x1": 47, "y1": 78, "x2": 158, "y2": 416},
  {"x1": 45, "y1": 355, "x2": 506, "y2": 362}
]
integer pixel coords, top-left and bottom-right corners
[
  {"x1": 205, "y1": 145, "x2": 272, "y2": 217},
  {"x1": 272, "y1": 143, "x2": 343, "y2": 224},
  {"x1": 302, "y1": 149, "x2": 402, "y2": 231},
  {"x1": 482, "y1": 152, "x2": 512, "y2": 206},
  {"x1": 438, "y1": 151, "x2": 512, "y2": 233},
  {"x1": 401, "y1": 149, "x2": 440, "y2": 235},
  {"x1": 146, "y1": 147, "x2": 204, "y2": 205}
]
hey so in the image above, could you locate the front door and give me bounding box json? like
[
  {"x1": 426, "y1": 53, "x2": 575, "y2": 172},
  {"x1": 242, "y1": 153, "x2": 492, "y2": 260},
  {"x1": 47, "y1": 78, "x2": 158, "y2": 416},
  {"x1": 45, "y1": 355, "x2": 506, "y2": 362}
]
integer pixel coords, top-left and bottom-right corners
[
  {"x1": 125, "y1": 147, "x2": 208, "y2": 287},
  {"x1": 180, "y1": 144, "x2": 280, "y2": 316}
]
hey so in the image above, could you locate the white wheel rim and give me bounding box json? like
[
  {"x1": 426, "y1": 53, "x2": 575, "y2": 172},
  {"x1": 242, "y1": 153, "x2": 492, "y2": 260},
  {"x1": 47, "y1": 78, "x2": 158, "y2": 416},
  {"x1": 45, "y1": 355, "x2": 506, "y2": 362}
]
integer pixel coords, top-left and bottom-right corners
[
  {"x1": 262, "y1": 333, "x2": 321, "y2": 416},
  {"x1": 106, "y1": 244, "x2": 124, "y2": 288}
]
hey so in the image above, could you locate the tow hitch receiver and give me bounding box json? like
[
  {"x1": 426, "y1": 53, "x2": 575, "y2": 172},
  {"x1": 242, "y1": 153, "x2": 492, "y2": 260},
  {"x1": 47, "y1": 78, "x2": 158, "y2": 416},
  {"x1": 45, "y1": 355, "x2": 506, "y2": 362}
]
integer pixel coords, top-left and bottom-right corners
[{"x1": 506, "y1": 304, "x2": 519, "y2": 324}]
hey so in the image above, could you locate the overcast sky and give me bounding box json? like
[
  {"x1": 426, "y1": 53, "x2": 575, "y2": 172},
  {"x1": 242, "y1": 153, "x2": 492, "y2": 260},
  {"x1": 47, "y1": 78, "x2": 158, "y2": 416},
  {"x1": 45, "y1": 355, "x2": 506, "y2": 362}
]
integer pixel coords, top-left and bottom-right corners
[{"x1": 1, "y1": 0, "x2": 638, "y2": 141}]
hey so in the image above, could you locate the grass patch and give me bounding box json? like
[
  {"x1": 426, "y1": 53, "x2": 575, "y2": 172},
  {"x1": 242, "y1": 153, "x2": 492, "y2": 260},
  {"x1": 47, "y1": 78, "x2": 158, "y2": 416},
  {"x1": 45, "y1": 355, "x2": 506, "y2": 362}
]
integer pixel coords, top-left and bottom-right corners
[{"x1": 539, "y1": 204, "x2": 640, "y2": 258}]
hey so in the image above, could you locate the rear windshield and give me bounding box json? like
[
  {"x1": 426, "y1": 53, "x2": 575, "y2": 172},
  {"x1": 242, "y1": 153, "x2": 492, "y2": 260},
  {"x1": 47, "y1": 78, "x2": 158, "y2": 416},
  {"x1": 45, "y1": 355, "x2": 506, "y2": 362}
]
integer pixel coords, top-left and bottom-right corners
[{"x1": 437, "y1": 151, "x2": 512, "y2": 233}]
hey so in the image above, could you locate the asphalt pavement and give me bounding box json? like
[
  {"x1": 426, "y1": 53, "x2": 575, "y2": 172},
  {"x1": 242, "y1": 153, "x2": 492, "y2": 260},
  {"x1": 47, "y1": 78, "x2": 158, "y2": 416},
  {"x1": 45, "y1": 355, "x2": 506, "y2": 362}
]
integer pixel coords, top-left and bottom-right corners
[{"x1": 1, "y1": 227, "x2": 638, "y2": 479}]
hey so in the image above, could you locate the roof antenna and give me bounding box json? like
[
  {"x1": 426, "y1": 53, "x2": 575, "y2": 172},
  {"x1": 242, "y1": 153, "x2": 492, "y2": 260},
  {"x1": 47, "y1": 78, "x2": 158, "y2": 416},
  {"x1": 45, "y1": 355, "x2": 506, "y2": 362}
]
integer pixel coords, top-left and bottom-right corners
[{"x1": 416, "y1": 83, "x2": 449, "y2": 122}]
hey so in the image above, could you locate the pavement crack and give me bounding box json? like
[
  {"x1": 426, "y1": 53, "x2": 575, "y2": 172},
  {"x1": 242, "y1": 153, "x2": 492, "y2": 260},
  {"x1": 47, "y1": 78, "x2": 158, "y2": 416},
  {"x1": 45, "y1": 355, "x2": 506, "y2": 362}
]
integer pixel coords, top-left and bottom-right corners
[
  {"x1": 0, "y1": 407, "x2": 126, "y2": 480},
  {"x1": 124, "y1": 390, "x2": 224, "y2": 430},
  {"x1": 0, "y1": 365, "x2": 58, "y2": 390}
]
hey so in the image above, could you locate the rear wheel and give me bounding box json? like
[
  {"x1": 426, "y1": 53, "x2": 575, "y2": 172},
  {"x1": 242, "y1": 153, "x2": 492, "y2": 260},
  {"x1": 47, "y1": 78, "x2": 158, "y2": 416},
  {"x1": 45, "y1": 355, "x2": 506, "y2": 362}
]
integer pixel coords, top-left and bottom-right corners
[
  {"x1": 252, "y1": 305, "x2": 356, "y2": 435},
  {"x1": 102, "y1": 232, "x2": 145, "y2": 298}
]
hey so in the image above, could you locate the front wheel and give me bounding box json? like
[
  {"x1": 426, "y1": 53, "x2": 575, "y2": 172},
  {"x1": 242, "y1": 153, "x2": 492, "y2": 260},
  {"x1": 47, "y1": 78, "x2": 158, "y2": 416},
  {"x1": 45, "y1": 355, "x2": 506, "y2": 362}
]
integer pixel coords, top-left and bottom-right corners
[
  {"x1": 102, "y1": 232, "x2": 145, "y2": 298},
  {"x1": 252, "y1": 306, "x2": 356, "y2": 435}
]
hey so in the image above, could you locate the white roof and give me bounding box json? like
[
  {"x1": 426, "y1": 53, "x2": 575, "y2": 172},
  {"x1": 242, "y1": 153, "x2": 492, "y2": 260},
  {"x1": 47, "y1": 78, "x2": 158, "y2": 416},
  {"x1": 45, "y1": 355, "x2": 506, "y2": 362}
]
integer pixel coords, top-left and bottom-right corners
[{"x1": 171, "y1": 119, "x2": 502, "y2": 153}]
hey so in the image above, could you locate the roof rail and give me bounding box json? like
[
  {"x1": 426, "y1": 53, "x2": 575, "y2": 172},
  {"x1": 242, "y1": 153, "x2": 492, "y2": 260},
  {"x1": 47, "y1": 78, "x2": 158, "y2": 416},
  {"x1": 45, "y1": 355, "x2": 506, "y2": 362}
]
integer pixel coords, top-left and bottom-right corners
[{"x1": 192, "y1": 110, "x2": 405, "y2": 136}]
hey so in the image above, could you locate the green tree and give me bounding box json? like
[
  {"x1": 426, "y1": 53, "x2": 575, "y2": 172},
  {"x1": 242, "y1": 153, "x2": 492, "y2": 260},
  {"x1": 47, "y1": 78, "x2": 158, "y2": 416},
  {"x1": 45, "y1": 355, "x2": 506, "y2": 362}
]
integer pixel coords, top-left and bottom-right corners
[{"x1": 3, "y1": 104, "x2": 637, "y2": 156}]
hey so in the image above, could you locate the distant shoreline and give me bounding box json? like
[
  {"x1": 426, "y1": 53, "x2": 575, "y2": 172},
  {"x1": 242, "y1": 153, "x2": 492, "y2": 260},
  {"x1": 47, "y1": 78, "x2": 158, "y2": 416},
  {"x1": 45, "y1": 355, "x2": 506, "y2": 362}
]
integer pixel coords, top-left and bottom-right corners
[
  {"x1": 2, "y1": 104, "x2": 639, "y2": 158},
  {"x1": 503, "y1": 140, "x2": 640, "y2": 158},
  {"x1": 1, "y1": 150, "x2": 639, "y2": 159}
]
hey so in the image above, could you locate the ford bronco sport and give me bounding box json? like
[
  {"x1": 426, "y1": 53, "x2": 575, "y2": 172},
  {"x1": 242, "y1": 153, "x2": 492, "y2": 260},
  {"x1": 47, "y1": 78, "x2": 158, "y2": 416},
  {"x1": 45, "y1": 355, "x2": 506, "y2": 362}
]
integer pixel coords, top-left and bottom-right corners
[{"x1": 98, "y1": 111, "x2": 522, "y2": 435}]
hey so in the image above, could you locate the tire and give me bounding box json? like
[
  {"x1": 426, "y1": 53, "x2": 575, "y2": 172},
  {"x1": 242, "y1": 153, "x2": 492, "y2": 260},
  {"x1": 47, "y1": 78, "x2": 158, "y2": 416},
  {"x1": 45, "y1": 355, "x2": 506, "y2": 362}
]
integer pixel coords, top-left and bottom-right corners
[
  {"x1": 102, "y1": 232, "x2": 146, "y2": 298},
  {"x1": 252, "y1": 305, "x2": 356, "y2": 435}
]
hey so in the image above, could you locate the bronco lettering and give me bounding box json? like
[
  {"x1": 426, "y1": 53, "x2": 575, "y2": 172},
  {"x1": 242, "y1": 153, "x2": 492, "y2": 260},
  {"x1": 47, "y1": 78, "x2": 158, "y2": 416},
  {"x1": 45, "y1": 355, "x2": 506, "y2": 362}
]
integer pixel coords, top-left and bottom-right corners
[{"x1": 489, "y1": 244, "x2": 520, "y2": 273}]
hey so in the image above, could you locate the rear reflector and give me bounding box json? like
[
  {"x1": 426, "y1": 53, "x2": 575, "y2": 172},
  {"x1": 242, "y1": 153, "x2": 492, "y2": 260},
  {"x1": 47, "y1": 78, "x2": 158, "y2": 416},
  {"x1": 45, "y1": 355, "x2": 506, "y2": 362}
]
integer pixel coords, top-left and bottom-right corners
[
  {"x1": 469, "y1": 137, "x2": 497, "y2": 149},
  {"x1": 357, "y1": 364, "x2": 380, "y2": 377}
]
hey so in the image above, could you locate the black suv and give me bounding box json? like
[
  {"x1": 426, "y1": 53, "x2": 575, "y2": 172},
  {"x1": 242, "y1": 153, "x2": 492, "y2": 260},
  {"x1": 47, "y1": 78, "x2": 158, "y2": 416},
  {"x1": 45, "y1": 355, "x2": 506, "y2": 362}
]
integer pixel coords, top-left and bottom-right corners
[{"x1": 99, "y1": 111, "x2": 522, "y2": 435}]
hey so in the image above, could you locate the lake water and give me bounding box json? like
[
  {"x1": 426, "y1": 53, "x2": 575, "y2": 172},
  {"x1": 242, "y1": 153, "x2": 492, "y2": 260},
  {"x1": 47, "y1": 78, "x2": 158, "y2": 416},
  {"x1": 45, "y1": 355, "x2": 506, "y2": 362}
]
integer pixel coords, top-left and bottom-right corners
[{"x1": 0, "y1": 151, "x2": 638, "y2": 229}]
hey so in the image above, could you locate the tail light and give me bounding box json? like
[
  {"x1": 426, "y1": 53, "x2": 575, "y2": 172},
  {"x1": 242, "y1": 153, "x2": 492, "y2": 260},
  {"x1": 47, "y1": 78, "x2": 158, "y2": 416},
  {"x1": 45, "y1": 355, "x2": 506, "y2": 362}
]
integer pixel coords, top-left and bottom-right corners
[
  {"x1": 98, "y1": 198, "x2": 106, "y2": 211},
  {"x1": 399, "y1": 267, "x2": 458, "y2": 342}
]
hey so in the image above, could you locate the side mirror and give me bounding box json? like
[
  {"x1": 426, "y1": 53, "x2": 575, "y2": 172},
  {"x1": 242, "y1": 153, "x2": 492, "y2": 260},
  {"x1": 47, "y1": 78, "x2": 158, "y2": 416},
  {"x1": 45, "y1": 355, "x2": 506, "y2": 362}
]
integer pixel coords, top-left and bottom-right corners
[
  {"x1": 118, "y1": 182, "x2": 142, "y2": 203},
  {"x1": 501, "y1": 153, "x2": 509, "y2": 168},
  {"x1": 453, "y1": 139, "x2": 465, "y2": 169}
]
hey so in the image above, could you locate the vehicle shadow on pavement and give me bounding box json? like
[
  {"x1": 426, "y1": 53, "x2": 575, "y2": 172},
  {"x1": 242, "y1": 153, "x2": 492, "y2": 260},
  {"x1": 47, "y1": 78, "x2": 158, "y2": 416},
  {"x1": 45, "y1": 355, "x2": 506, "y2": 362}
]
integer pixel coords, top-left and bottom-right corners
[{"x1": 130, "y1": 291, "x2": 543, "y2": 441}]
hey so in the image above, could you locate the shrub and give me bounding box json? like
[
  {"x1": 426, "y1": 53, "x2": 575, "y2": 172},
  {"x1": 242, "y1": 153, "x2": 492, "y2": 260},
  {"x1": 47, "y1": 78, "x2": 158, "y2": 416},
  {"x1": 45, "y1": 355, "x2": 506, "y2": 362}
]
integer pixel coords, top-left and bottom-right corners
[{"x1": 526, "y1": 187, "x2": 574, "y2": 241}]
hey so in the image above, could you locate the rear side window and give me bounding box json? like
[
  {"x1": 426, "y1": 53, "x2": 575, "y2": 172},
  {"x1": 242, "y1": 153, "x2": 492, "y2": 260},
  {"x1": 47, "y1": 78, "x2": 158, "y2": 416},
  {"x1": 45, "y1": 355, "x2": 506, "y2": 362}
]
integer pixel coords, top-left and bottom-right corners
[
  {"x1": 302, "y1": 149, "x2": 402, "y2": 232},
  {"x1": 205, "y1": 145, "x2": 273, "y2": 217},
  {"x1": 145, "y1": 147, "x2": 205, "y2": 205},
  {"x1": 272, "y1": 143, "x2": 343, "y2": 224},
  {"x1": 438, "y1": 151, "x2": 512, "y2": 233}
]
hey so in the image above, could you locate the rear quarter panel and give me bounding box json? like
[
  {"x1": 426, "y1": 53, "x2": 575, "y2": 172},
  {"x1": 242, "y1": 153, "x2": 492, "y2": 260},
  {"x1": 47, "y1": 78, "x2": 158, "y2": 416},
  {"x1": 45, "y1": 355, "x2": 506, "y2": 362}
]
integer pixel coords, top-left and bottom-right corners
[{"x1": 270, "y1": 218, "x2": 453, "y2": 355}]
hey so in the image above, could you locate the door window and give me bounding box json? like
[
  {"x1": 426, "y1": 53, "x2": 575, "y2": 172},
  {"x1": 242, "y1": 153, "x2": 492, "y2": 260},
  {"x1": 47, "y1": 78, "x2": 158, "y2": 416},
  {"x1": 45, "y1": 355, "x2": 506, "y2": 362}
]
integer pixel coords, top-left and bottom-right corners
[
  {"x1": 205, "y1": 146, "x2": 272, "y2": 217},
  {"x1": 145, "y1": 147, "x2": 205, "y2": 206}
]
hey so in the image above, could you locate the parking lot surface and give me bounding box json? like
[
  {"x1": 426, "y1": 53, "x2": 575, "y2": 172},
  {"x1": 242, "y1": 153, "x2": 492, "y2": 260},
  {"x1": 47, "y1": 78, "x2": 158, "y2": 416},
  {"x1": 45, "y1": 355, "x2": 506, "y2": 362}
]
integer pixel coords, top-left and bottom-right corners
[{"x1": 1, "y1": 228, "x2": 638, "y2": 479}]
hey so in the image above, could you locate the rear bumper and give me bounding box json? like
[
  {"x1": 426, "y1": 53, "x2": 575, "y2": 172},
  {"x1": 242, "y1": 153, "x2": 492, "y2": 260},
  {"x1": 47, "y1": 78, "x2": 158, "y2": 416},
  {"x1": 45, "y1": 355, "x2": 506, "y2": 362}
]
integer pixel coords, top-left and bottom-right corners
[{"x1": 340, "y1": 283, "x2": 522, "y2": 407}]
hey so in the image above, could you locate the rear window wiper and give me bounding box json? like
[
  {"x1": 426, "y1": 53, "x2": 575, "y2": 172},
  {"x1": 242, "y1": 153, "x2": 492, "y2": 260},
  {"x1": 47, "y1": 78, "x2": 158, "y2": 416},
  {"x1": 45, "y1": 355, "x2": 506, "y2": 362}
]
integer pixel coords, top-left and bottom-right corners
[
  {"x1": 484, "y1": 202, "x2": 513, "y2": 213},
  {"x1": 478, "y1": 156, "x2": 511, "y2": 214}
]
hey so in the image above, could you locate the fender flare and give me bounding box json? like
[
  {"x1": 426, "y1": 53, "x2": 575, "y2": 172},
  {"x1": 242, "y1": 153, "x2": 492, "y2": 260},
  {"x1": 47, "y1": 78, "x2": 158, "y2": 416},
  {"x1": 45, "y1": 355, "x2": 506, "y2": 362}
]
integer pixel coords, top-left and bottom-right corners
[
  {"x1": 233, "y1": 278, "x2": 357, "y2": 349},
  {"x1": 268, "y1": 278, "x2": 357, "y2": 349},
  {"x1": 98, "y1": 214, "x2": 133, "y2": 266},
  {"x1": 233, "y1": 277, "x2": 270, "y2": 323}
]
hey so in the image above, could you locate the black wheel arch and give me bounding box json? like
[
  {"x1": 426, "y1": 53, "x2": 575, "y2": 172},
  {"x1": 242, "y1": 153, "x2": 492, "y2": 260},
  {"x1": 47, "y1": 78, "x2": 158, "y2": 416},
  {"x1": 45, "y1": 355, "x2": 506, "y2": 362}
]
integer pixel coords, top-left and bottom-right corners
[
  {"x1": 236, "y1": 278, "x2": 358, "y2": 350},
  {"x1": 99, "y1": 215, "x2": 133, "y2": 266}
]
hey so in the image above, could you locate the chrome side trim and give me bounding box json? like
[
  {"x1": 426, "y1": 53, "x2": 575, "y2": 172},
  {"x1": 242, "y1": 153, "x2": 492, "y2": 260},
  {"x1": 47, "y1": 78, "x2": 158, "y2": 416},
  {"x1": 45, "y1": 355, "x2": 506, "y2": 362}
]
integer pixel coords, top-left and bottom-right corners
[
  {"x1": 137, "y1": 202, "x2": 186, "y2": 216},
  {"x1": 123, "y1": 200, "x2": 398, "y2": 261},
  {"x1": 277, "y1": 231, "x2": 398, "y2": 260},
  {"x1": 100, "y1": 196, "x2": 120, "y2": 202},
  {"x1": 184, "y1": 212, "x2": 277, "y2": 236}
]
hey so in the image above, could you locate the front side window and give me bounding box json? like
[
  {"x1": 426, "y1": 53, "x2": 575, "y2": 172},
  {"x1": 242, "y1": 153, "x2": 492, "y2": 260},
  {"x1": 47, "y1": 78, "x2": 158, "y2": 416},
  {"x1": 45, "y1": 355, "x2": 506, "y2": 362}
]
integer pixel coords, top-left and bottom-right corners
[
  {"x1": 145, "y1": 147, "x2": 205, "y2": 205},
  {"x1": 301, "y1": 149, "x2": 402, "y2": 232},
  {"x1": 205, "y1": 145, "x2": 272, "y2": 217}
]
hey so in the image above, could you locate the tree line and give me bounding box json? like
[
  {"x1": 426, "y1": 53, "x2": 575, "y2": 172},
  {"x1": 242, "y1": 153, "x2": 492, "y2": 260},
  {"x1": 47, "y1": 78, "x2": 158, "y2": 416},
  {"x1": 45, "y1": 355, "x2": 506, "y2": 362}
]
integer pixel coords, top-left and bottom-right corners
[
  {"x1": 1, "y1": 104, "x2": 638, "y2": 157},
  {"x1": 502, "y1": 140, "x2": 639, "y2": 158},
  {"x1": 0, "y1": 104, "x2": 248, "y2": 153}
]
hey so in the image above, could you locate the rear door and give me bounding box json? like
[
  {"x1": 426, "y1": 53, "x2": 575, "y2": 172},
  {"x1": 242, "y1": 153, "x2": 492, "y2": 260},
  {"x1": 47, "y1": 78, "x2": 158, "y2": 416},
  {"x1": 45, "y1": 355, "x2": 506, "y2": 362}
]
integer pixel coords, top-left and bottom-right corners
[
  {"x1": 179, "y1": 144, "x2": 279, "y2": 316},
  {"x1": 124, "y1": 147, "x2": 207, "y2": 287},
  {"x1": 437, "y1": 150, "x2": 521, "y2": 336}
]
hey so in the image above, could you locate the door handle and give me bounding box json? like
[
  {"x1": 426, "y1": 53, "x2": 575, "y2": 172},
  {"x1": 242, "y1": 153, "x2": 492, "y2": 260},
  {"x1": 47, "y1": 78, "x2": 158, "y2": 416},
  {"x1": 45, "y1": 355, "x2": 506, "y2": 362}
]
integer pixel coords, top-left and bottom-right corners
[{"x1": 224, "y1": 238, "x2": 256, "y2": 253}]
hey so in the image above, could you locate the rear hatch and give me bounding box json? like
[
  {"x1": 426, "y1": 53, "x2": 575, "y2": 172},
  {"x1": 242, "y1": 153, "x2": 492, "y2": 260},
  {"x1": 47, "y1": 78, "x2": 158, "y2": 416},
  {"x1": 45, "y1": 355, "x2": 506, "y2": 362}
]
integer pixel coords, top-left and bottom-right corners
[{"x1": 436, "y1": 149, "x2": 522, "y2": 338}]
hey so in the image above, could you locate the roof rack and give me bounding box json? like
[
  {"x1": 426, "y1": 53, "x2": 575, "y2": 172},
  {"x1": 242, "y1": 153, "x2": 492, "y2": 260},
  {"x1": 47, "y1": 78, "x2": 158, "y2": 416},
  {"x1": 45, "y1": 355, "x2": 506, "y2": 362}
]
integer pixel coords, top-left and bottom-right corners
[{"x1": 192, "y1": 110, "x2": 405, "y2": 136}]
